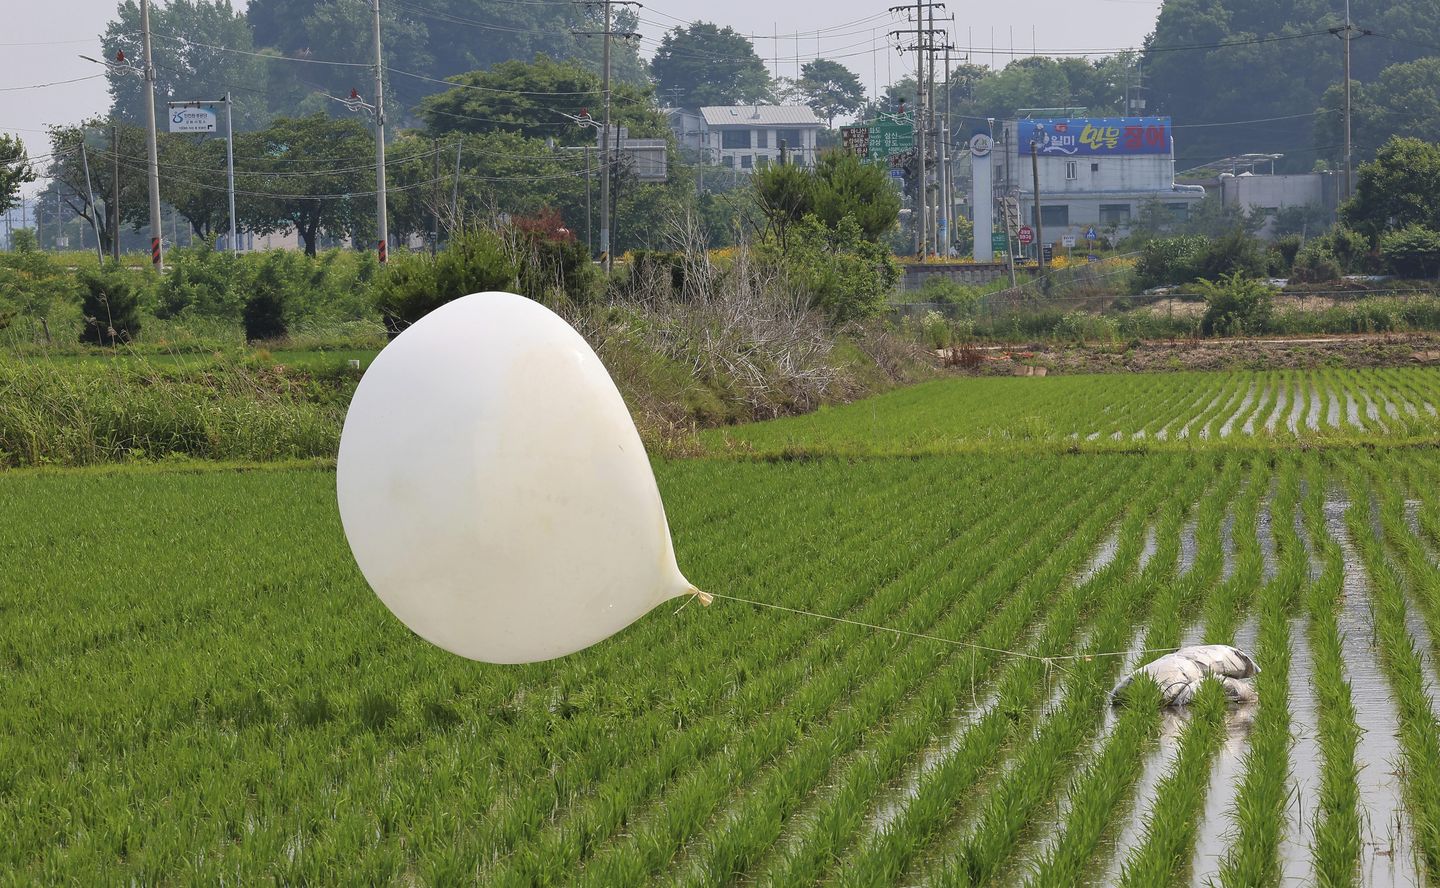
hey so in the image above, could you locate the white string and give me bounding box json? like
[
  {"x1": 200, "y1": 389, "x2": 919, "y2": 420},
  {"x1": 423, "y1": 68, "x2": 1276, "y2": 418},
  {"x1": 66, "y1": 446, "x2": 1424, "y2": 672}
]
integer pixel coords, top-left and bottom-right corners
[{"x1": 697, "y1": 591, "x2": 1181, "y2": 664}]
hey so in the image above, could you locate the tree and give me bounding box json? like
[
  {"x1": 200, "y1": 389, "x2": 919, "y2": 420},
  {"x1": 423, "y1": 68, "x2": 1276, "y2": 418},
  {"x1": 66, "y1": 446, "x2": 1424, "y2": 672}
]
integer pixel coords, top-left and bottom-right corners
[
  {"x1": 46, "y1": 121, "x2": 151, "y2": 256},
  {"x1": 77, "y1": 265, "x2": 142, "y2": 345},
  {"x1": 1341, "y1": 137, "x2": 1440, "y2": 238},
  {"x1": 651, "y1": 23, "x2": 771, "y2": 108},
  {"x1": 416, "y1": 56, "x2": 664, "y2": 144},
  {"x1": 810, "y1": 151, "x2": 900, "y2": 241},
  {"x1": 236, "y1": 114, "x2": 375, "y2": 256},
  {"x1": 1318, "y1": 59, "x2": 1440, "y2": 165},
  {"x1": 752, "y1": 162, "x2": 814, "y2": 250},
  {"x1": 103, "y1": 0, "x2": 271, "y2": 128},
  {"x1": 1, "y1": 134, "x2": 34, "y2": 215},
  {"x1": 798, "y1": 60, "x2": 865, "y2": 127}
]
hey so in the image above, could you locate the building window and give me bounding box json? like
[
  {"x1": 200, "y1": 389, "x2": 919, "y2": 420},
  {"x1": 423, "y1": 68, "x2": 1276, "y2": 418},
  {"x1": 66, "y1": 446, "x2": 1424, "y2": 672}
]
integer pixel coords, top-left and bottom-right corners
[
  {"x1": 1091, "y1": 162, "x2": 1100, "y2": 172},
  {"x1": 1164, "y1": 202, "x2": 1189, "y2": 221},
  {"x1": 721, "y1": 130, "x2": 751, "y2": 149},
  {"x1": 1032, "y1": 205, "x2": 1070, "y2": 227},
  {"x1": 740, "y1": 154, "x2": 753, "y2": 169},
  {"x1": 756, "y1": 129, "x2": 769, "y2": 148},
  {"x1": 775, "y1": 128, "x2": 804, "y2": 151},
  {"x1": 1099, "y1": 203, "x2": 1131, "y2": 226},
  {"x1": 722, "y1": 155, "x2": 735, "y2": 168},
  {"x1": 1259, "y1": 206, "x2": 1279, "y2": 217},
  {"x1": 755, "y1": 155, "x2": 769, "y2": 169},
  {"x1": 1065, "y1": 161, "x2": 1077, "y2": 180}
]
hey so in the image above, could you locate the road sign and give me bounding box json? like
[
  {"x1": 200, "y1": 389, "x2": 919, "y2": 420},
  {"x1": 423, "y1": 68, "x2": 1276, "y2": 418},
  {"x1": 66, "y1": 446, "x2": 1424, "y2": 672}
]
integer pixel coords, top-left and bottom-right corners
[
  {"x1": 1061, "y1": 234, "x2": 1077, "y2": 248},
  {"x1": 1017, "y1": 226, "x2": 1034, "y2": 246},
  {"x1": 991, "y1": 232, "x2": 1009, "y2": 252},
  {"x1": 168, "y1": 104, "x2": 217, "y2": 133},
  {"x1": 1087, "y1": 254, "x2": 1100, "y2": 263},
  {"x1": 841, "y1": 125, "x2": 870, "y2": 158},
  {"x1": 867, "y1": 120, "x2": 914, "y2": 163},
  {"x1": 1084, "y1": 226, "x2": 1097, "y2": 240}
]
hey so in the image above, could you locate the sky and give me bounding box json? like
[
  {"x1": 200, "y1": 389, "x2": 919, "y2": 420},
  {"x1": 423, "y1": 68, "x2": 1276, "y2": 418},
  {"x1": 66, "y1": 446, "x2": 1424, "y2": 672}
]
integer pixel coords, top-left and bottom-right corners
[{"x1": 3, "y1": 0, "x2": 1163, "y2": 198}]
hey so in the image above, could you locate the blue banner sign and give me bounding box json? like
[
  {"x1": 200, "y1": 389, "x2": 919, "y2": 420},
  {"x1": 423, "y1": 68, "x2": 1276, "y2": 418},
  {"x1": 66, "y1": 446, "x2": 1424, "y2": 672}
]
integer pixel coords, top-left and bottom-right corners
[{"x1": 1018, "y1": 117, "x2": 1171, "y2": 156}]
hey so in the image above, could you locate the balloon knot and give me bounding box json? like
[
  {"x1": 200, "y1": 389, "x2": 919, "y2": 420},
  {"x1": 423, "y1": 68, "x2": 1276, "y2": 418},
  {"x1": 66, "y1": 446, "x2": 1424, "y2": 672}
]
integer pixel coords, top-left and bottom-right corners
[{"x1": 691, "y1": 588, "x2": 714, "y2": 607}]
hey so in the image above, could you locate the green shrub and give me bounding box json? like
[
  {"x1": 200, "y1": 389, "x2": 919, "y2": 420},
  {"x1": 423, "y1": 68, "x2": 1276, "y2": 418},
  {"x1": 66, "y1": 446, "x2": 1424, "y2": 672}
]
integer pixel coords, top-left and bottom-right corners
[
  {"x1": 1291, "y1": 240, "x2": 1343, "y2": 283},
  {"x1": 243, "y1": 254, "x2": 292, "y2": 342},
  {"x1": 1379, "y1": 224, "x2": 1440, "y2": 278},
  {"x1": 371, "y1": 227, "x2": 516, "y2": 334},
  {"x1": 1054, "y1": 310, "x2": 1119, "y2": 344},
  {"x1": 1192, "y1": 229, "x2": 1267, "y2": 282},
  {"x1": 775, "y1": 215, "x2": 900, "y2": 324},
  {"x1": 152, "y1": 241, "x2": 247, "y2": 320},
  {"x1": 1196, "y1": 272, "x2": 1274, "y2": 336},
  {"x1": 1134, "y1": 235, "x2": 1207, "y2": 289},
  {"x1": 920, "y1": 310, "x2": 951, "y2": 349},
  {"x1": 1269, "y1": 235, "x2": 1302, "y2": 274},
  {"x1": 1317, "y1": 226, "x2": 1373, "y2": 273},
  {"x1": 77, "y1": 265, "x2": 143, "y2": 346},
  {"x1": 917, "y1": 275, "x2": 984, "y2": 311},
  {"x1": 517, "y1": 235, "x2": 597, "y2": 306}
]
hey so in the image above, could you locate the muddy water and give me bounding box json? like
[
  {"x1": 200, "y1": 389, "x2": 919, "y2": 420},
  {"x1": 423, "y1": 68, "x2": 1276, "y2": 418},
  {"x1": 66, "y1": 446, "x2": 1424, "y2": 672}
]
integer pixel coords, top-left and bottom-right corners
[
  {"x1": 1308, "y1": 387, "x2": 1324, "y2": 431},
  {"x1": 1361, "y1": 391, "x2": 1388, "y2": 433},
  {"x1": 1258, "y1": 494, "x2": 1279, "y2": 582},
  {"x1": 1243, "y1": 384, "x2": 1272, "y2": 436},
  {"x1": 1264, "y1": 383, "x2": 1289, "y2": 434},
  {"x1": 1189, "y1": 701, "x2": 1260, "y2": 886},
  {"x1": 1179, "y1": 516, "x2": 1200, "y2": 576},
  {"x1": 1345, "y1": 391, "x2": 1365, "y2": 430},
  {"x1": 1287, "y1": 382, "x2": 1307, "y2": 435},
  {"x1": 1179, "y1": 390, "x2": 1228, "y2": 440},
  {"x1": 1283, "y1": 619, "x2": 1322, "y2": 886},
  {"x1": 1328, "y1": 387, "x2": 1343, "y2": 429},
  {"x1": 1091, "y1": 706, "x2": 1193, "y2": 886},
  {"x1": 1078, "y1": 530, "x2": 1122, "y2": 585},
  {"x1": 1322, "y1": 499, "x2": 1423, "y2": 887},
  {"x1": 1139, "y1": 525, "x2": 1159, "y2": 574},
  {"x1": 1217, "y1": 384, "x2": 1256, "y2": 439}
]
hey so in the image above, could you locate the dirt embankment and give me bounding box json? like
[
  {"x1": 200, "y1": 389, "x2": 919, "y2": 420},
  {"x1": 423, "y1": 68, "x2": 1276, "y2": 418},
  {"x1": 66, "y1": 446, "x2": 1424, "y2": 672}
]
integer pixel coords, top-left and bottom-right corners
[{"x1": 943, "y1": 332, "x2": 1440, "y2": 376}]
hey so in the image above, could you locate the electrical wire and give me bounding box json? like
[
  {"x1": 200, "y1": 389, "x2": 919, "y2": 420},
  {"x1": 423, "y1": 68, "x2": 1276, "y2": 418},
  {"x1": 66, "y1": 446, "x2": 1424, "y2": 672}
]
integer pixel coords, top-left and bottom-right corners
[{"x1": 0, "y1": 73, "x2": 107, "y2": 92}]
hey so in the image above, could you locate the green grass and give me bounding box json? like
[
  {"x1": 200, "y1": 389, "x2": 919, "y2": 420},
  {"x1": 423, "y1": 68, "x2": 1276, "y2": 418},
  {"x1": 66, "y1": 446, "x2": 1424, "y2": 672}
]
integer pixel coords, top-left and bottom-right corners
[{"x1": 6, "y1": 370, "x2": 1440, "y2": 883}]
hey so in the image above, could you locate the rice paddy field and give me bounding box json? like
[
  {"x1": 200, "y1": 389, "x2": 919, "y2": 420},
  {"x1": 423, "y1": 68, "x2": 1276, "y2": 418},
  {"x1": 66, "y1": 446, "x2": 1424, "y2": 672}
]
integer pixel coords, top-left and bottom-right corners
[{"x1": 4, "y1": 368, "x2": 1440, "y2": 886}]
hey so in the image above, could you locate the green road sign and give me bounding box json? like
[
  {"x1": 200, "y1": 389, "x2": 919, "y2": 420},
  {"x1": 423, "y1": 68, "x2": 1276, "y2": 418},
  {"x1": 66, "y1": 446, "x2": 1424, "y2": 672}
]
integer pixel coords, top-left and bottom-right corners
[
  {"x1": 991, "y1": 231, "x2": 1009, "y2": 252},
  {"x1": 867, "y1": 120, "x2": 914, "y2": 163}
]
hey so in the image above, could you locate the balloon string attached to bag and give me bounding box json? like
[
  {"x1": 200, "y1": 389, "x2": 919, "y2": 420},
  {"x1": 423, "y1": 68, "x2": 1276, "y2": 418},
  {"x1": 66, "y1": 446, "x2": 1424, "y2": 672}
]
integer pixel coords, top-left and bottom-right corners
[{"x1": 691, "y1": 590, "x2": 1181, "y2": 665}]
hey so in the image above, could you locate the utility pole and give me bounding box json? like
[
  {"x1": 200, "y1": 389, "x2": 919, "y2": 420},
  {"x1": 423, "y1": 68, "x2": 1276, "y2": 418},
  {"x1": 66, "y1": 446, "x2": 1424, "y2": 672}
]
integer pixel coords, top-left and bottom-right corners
[
  {"x1": 1329, "y1": 1, "x2": 1369, "y2": 200},
  {"x1": 140, "y1": 0, "x2": 163, "y2": 271},
  {"x1": 79, "y1": 139, "x2": 104, "y2": 262},
  {"x1": 1031, "y1": 139, "x2": 1044, "y2": 274},
  {"x1": 574, "y1": 1, "x2": 638, "y2": 269},
  {"x1": 372, "y1": 0, "x2": 388, "y2": 262},
  {"x1": 890, "y1": 3, "x2": 944, "y2": 258},
  {"x1": 111, "y1": 122, "x2": 120, "y2": 261},
  {"x1": 431, "y1": 137, "x2": 440, "y2": 255},
  {"x1": 600, "y1": 0, "x2": 612, "y2": 269},
  {"x1": 224, "y1": 94, "x2": 236, "y2": 255}
]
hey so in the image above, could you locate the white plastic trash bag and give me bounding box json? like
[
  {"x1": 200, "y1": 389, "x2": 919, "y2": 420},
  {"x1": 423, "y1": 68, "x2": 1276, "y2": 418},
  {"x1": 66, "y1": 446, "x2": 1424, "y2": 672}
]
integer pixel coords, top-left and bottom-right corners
[{"x1": 1111, "y1": 644, "x2": 1259, "y2": 706}]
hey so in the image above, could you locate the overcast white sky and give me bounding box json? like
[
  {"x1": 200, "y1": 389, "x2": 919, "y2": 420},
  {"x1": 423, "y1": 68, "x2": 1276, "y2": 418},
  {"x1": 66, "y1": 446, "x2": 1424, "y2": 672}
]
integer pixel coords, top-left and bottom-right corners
[{"x1": 4, "y1": 0, "x2": 1161, "y2": 196}]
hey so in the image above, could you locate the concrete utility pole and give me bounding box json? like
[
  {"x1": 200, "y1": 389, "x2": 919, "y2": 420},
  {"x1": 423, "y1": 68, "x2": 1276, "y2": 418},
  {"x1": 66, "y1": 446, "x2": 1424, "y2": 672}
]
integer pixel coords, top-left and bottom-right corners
[
  {"x1": 1031, "y1": 139, "x2": 1044, "y2": 274},
  {"x1": 600, "y1": 0, "x2": 612, "y2": 269},
  {"x1": 140, "y1": 0, "x2": 163, "y2": 271},
  {"x1": 372, "y1": 0, "x2": 388, "y2": 262},
  {"x1": 1330, "y1": 0, "x2": 1369, "y2": 201},
  {"x1": 573, "y1": 0, "x2": 638, "y2": 269},
  {"x1": 225, "y1": 94, "x2": 236, "y2": 255},
  {"x1": 111, "y1": 123, "x2": 120, "y2": 261},
  {"x1": 890, "y1": 2, "x2": 945, "y2": 257}
]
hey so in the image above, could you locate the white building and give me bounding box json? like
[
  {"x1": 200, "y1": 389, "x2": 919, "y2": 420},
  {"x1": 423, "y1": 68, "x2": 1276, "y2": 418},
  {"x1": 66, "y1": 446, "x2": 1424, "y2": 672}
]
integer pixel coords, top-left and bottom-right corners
[
  {"x1": 993, "y1": 117, "x2": 1206, "y2": 240},
  {"x1": 1218, "y1": 171, "x2": 1339, "y2": 237},
  {"x1": 696, "y1": 106, "x2": 822, "y2": 171}
]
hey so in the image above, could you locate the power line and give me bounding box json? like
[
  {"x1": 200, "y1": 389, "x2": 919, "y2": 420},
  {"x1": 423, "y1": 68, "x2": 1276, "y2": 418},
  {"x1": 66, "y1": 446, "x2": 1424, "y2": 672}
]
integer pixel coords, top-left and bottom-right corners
[{"x1": 0, "y1": 73, "x2": 107, "y2": 92}]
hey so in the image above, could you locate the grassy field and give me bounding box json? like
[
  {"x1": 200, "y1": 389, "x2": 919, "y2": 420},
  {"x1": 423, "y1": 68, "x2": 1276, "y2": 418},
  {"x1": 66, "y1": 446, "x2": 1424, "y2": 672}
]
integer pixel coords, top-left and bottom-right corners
[{"x1": 4, "y1": 369, "x2": 1440, "y2": 885}]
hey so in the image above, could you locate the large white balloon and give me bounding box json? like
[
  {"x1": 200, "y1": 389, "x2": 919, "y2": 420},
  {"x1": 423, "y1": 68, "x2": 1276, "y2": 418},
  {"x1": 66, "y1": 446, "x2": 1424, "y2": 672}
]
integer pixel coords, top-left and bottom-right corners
[{"x1": 337, "y1": 292, "x2": 703, "y2": 664}]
